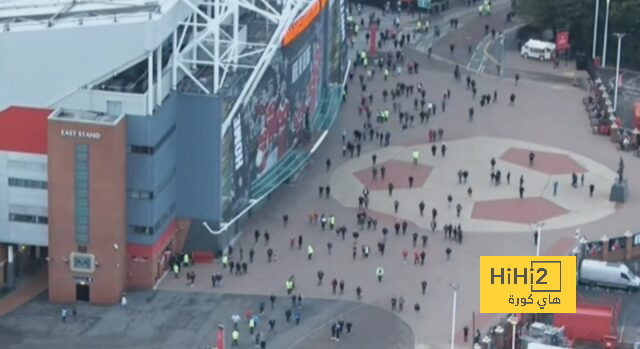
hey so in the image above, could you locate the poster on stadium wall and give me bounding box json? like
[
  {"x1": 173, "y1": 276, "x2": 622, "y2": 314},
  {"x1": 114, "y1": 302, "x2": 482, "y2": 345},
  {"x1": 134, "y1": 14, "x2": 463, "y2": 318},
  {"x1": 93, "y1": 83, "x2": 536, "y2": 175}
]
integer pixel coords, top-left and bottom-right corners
[
  {"x1": 221, "y1": 88, "x2": 251, "y2": 220},
  {"x1": 235, "y1": 5, "x2": 324, "y2": 185},
  {"x1": 329, "y1": 0, "x2": 344, "y2": 83}
]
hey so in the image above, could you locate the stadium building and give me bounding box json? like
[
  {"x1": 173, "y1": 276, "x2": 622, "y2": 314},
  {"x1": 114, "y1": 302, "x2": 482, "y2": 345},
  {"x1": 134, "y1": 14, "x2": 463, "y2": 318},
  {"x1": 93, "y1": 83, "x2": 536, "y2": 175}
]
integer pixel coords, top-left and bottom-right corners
[{"x1": 0, "y1": 0, "x2": 347, "y2": 304}]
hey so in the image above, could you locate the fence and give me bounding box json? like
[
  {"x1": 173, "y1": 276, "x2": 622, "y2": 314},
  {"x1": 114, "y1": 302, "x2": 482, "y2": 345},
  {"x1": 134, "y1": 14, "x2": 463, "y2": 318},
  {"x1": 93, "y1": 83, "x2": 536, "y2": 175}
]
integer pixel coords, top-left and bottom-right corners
[{"x1": 577, "y1": 230, "x2": 640, "y2": 263}]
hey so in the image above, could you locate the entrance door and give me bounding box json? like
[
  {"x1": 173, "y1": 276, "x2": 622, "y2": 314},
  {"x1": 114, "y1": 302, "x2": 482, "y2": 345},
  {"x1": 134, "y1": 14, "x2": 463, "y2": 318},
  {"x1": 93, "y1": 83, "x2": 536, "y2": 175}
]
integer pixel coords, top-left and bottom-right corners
[{"x1": 76, "y1": 284, "x2": 90, "y2": 302}]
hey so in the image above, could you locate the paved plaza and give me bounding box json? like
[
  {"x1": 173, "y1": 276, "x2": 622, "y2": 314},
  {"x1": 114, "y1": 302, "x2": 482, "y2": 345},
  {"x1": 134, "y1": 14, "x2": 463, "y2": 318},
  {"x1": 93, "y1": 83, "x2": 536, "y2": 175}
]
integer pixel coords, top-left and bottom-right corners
[
  {"x1": 0, "y1": 290, "x2": 412, "y2": 349},
  {"x1": 3, "y1": 2, "x2": 640, "y2": 349},
  {"x1": 158, "y1": 3, "x2": 640, "y2": 348},
  {"x1": 332, "y1": 136, "x2": 616, "y2": 233}
]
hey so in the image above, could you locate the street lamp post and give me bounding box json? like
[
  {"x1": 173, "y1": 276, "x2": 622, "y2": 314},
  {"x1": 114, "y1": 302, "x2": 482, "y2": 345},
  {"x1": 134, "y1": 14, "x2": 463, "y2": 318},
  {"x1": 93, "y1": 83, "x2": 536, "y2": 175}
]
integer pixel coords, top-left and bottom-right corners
[
  {"x1": 613, "y1": 33, "x2": 625, "y2": 111},
  {"x1": 601, "y1": 0, "x2": 611, "y2": 67},
  {"x1": 592, "y1": 0, "x2": 600, "y2": 59},
  {"x1": 449, "y1": 283, "x2": 459, "y2": 349},
  {"x1": 508, "y1": 315, "x2": 518, "y2": 349}
]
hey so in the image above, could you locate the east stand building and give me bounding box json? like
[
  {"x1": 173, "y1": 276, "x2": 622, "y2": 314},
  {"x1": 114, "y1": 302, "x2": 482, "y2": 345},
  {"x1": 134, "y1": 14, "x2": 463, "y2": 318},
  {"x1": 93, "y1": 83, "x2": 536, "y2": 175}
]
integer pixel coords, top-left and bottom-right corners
[{"x1": 0, "y1": 0, "x2": 346, "y2": 304}]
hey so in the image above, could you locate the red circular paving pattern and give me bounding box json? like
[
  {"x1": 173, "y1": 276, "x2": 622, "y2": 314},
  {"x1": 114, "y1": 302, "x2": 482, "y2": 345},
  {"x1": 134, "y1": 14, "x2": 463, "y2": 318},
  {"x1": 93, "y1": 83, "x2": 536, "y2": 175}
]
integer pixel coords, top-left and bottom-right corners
[
  {"x1": 353, "y1": 159, "x2": 433, "y2": 191},
  {"x1": 500, "y1": 147, "x2": 586, "y2": 175},
  {"x1": 471, "y1": 197, "x2": 569, "y2": 224}
]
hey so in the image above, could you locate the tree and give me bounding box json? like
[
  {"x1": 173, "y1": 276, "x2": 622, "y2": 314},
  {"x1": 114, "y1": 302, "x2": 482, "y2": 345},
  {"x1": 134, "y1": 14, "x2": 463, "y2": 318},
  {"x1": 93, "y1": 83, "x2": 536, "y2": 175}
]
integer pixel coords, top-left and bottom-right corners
[{"x1": 516, "y1": 0, "x2": 640, "y2": 69}]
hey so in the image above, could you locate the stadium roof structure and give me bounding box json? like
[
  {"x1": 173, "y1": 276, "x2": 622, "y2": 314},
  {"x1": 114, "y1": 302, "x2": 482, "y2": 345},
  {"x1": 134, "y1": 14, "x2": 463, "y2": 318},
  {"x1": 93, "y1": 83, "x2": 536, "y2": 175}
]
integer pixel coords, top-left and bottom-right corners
[{"x1": 0, "y1": 0, "x2": 168, "y2": 26}]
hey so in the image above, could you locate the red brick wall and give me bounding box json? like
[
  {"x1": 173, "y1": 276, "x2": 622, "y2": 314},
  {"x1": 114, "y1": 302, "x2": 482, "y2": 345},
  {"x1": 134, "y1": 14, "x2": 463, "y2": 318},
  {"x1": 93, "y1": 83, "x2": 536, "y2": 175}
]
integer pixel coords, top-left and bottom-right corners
[
  {"x1": 126, "y1": 257, "x2": 155, "y2": 289},
  {"x1": 47, "y1": 118, "x2": 127, "y2": 304}
]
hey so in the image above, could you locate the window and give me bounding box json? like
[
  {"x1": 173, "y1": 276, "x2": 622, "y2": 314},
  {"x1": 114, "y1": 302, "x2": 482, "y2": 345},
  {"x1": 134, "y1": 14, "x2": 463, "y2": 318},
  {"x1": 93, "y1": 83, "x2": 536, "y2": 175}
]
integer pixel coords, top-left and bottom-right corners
[
  {"x1": 75, "y1": 144, "x2": 90, "y2": 245},
  {"x1": 8, "y1": 213, "x2": 48, "y2": 225},
  {"x1": 128, "y1": 190, "x2": 153, "y2": 200},
  {"x1": 128, "y1": 166, "x2": 175, "y2": 200},
  {"x1": 8, "y1": 177, "x2": 47, "y2": 189},
  {"x1": 130, "y1": 145, "x2": 153, "y2": 154},
  {"x1": 129, "y1": 124, "x2": 176, "y2": 155},
  {"x1": 7, "y1": 160, "x2": 46, "y2": 172},
  {"x1": 131, "y1": 225, "x2": 154, "y2": 235}
]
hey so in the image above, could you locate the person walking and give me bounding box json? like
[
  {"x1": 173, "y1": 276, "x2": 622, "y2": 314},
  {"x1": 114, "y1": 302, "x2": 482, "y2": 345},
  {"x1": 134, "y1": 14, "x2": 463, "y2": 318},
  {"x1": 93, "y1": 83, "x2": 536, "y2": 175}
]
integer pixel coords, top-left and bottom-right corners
[
  {"x1": 285, "y1": 278, "x2": 294, "y2": 295},
  {"x1": 529, "y1": 152, "x2": 535, "y2": 166},
  {"x1": 307, "y1": 245, "x2": 314, "y2": 260},
  {"x1": 412, "y1": 149, "x2": 420, "y2": 165},
  {"x1": 419, "y1": 201, "x2": 425, "y2": 216},
  {"x1": 446, "y1": 247, "x2": 452, "y2": 260},
  {"x1": 331, "y1": 323, "x2": 337, "y2": 341},
  {"x1": 553, "y1": 181, "x2": 558, "y2": 195},
  {"x1": 356, "y1": 286, "x2": 362, "y2": 299},
  {"x1": 589, "y1": 184, "x2": 595, "y2": 197},
  {"x1": 509, "y1": 93, "x2": 516, "y2": 106},
  {"x1": 269, "y1": 294, "x2": 276, "y2": 309},
  {"x1": 249, "y1": 317, "x2": 256, "y2": 334},
  {"x1": 388, "y1": 182, "x2": 394, "y2": 196},
  {"x1": 231, "y1": 329, "x2": 240, "y2": 346},
  {"x1": 317, "y1": 270, "x2": 324, "y2": 285},
  {"x1": 414, "y1": 303, "x2": 421, "y2": 316},
  {"x1": 421, "y1": 234, "x2": 428, "y2": 248},
  {"x1": 376, "y1": 267, "x2": 385, "y2": 282},
  {"x1": 519, "y1": 185, "x2": 524, "y2": 199},
  {"x1": 456, "y1": 203, "x2": 462, "y2": 218},
  {"x1": 254, "y1": 229, "x2": 260, "y2": 244},
  {"x1": 421, "y1": 280, "x2": 428, "y2": 295}
]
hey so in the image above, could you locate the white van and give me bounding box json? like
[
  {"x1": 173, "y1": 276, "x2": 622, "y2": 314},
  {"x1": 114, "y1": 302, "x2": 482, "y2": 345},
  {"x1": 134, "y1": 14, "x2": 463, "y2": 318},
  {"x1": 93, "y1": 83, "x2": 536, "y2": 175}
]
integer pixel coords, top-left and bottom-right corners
[
  {"x1": 520, "y1": 39, "x2": 556, "y2": 61},
  {"x1": 579, "y1": 259, "x2": 640, "y2": 291}
]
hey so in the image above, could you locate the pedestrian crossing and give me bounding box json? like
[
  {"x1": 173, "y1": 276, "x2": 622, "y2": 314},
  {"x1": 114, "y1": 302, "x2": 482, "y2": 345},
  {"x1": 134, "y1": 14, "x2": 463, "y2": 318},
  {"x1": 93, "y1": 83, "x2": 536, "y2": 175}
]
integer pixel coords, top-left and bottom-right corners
[{"x1": 409, "y1": 23, "x2": 466, "y2": 53}]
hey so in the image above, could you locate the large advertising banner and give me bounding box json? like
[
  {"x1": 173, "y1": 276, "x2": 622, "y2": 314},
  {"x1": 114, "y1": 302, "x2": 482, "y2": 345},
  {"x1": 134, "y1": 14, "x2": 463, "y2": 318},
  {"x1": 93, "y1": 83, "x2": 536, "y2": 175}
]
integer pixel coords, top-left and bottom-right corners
[
  {"x1": 243, "y1": 7, "x2": 325, "y2": 182},
  {"x1": 329, "y1": 0, "x2": 345, "y2": 83},
  {"x1": 221, "y1": 2, "x2": 326, "y2": 219}
]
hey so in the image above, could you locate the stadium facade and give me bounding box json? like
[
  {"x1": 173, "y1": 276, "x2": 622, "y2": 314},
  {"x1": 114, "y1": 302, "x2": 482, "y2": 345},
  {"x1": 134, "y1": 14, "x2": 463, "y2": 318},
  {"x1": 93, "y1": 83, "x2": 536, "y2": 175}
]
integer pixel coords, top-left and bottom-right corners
[{"x1": 0, "y1": 0, "x2": 347, "y2": 303}]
